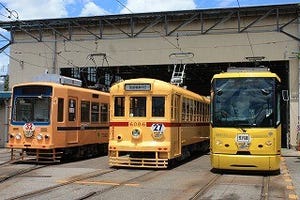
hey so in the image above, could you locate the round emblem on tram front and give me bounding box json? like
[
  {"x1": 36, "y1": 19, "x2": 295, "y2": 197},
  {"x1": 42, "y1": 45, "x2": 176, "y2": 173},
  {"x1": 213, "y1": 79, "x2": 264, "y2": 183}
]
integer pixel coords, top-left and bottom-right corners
[{"x1": 23, "y1": 123, "x2": 35, "y2": 138}]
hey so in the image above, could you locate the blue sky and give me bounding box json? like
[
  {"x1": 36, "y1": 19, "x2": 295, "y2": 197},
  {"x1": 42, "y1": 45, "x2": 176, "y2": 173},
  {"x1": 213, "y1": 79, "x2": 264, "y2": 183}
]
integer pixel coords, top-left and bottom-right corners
[
  {"x1": 0, "y1": 0, "x2": 299, "y2": 71},
  {"x1": 1, "y1": 0, "x2": 298, "y2": 19}
]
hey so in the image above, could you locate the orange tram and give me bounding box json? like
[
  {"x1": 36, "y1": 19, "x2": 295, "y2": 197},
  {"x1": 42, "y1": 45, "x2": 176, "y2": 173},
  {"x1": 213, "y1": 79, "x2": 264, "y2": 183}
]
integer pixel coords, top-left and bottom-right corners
[
  {"x1": 7, "y1": 75, "x2": 110, "y2": 162},
  {"x1": 108, "y1": 78, "x2": 210, "y2": 168}
]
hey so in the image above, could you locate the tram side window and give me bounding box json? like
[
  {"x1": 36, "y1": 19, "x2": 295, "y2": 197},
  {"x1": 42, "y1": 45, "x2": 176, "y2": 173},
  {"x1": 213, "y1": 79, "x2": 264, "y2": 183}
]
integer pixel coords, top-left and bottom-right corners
[
  {"x1": 189, "y1": 99, "x2": 194, "y2": 121},
  {"x1": 171, "y1": 95, "x2": 174, "y2": 118},
  {"x1": 130, "y1": 97, "x2": 146, "y2": 117},
  {"x1": 152, "y1": 97, "x2": 165, "y2": 117},
  {"x1": 196, "y1": 101, "x2": 200, "y2": 122},
  {"x1": 68, "y1": 99, "x2": 76, "y2": 121},
  {"x1": 57, "y1": 98, "x2": 64, "y2": 122},
  {"x1": 114, "y1": 97, "x2": 125, "y2": 117},
  {"x1": 81, "y1": 101, "x2": 90, "y2": 122},
  {"x1": 204, "y1": 103, "x2": 208, "y2": 121},
  {"x1": 171, "y1": 94, "x2": 179, "y2": 120},
  {"x1": 200, "y1": 103, "x2": 204, "y2": 122},
  {"x1": 182, "y1": 98, "x2": 187, "y2": 121},
  {"x1": 91, "y1": 102, "x2": 99, "y2": 122},
  {"x1": 101, "y1": 103, "x2": 109, "y2": 122}
]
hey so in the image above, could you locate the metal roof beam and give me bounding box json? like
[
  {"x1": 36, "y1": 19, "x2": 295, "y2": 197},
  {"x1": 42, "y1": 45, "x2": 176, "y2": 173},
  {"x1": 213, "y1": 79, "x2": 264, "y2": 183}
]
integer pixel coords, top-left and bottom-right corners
[
  {"x1": 41, "y1": 22, "x2": 71, "y2": 41},
  {"x1": 202, "y1": 11, "x2": 235, "y2": 34},
  {"x1": 130, "y1": 17, "x2": 134, "y2": 37},
  {"x1": 134, "y1": 16, "x2": 162, "y2": 37},
  {"x1": 0, "y1": 32, "x2": 10, "y2": 42},
  {"x1": 103, "y1": 19, "x2": 131, "y2": 37},
  {"x1": 167, "y1": 13, "x2": 199, "y2": 36},
  {"x1": 0, "y1": 42, "x2": 11, "y2": 53},
  {"x1": 15, "y1": 25, "x2": 41, "y2": 42},
  {"x1": 279, "y1": 15, "x2": 300, "y2": 41},
  {"x1": 279, "y1": 15, "x2": 298, "y2": 30},
  {"x1": 280, "y1": 29, "x2": 300, "y2": 41},
  {"x1": 239, "y1": 9, "x2": 274, "y2": 32},
  {"x1": 72, "y1": 20, "x2": 101, "y2": 39}
]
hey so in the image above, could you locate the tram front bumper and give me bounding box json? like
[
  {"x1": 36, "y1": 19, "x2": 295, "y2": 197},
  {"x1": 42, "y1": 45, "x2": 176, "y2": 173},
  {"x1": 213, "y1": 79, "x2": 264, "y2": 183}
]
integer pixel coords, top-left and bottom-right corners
[
  {"x1": 211, "y1": 153, "x2": 281, "y2": 171},
  {"x1": 109, "y1": 153, "x2": 168, "y2": 168}
]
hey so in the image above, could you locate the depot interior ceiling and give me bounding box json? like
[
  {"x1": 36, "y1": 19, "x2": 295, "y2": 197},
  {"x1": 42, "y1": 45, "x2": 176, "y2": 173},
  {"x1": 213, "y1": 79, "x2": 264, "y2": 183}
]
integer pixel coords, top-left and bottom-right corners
[{"x1": 60, "y1": 60, "x2": 288, "y2": 96}]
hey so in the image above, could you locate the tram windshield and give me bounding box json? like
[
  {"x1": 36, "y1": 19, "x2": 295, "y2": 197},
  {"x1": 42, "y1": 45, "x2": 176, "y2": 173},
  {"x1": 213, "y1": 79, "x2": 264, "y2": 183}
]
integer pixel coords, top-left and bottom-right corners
[
  {"x1": 113, "y1": 96, "x2": 165, "y2": 117},
  {"x1": 12, "y1": 97, "x2": 51, "y2": 123},
  {"x1": 212, "y1": 77, "x2": 279, "y2": 127}
]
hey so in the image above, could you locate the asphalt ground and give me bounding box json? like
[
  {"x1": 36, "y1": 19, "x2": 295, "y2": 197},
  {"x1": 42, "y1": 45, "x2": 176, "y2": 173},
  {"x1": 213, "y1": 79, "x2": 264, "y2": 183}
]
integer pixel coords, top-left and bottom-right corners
[
  {"x1": 0, "y1": 147, "x2": 299, "y2": 199},
  {"x1": 281, "y1": 148, "x2": 300, "y2": 200}
]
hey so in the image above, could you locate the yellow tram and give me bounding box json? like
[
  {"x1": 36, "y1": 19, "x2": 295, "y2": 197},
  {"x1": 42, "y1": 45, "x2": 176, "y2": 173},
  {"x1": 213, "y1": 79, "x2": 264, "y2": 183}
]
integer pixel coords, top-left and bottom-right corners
[
  {"x1": 7, "y1": 75, "x2": 110, "y2": 162},
  {"x1": 210, "y1": 67, "x2": 281, "y2": 171},
  {"x1": 109, "y1": 78, "x2": 210, "y2": 168}
]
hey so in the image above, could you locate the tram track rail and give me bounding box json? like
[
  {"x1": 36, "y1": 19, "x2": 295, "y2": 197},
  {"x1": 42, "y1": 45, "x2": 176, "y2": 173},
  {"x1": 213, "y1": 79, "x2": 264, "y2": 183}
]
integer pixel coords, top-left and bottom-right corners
[
  {"x1": 188, "y1": 172, "x2": 272, "y2": 200},
  {"x1": 260, "y1": 176, "x2": 270, "y2": 200},
  {"x1": 7, "y1": 168, "x2": 166, "y2": 200},
  {"x1": 189, "y1": 173, "x2": 222, "y2": 200},
  {"x1": 0, "y1": 164, "x2": 46, "y2": 183},
  {"x1": 74, "y1": 170, "x2": 163, "y2": 200},
  {"x1": 6, "y1": 169, "x2": 118, "y2": 200},
  {"x1": 0, "y1": 149, "x2": 49, "y2": 183}
]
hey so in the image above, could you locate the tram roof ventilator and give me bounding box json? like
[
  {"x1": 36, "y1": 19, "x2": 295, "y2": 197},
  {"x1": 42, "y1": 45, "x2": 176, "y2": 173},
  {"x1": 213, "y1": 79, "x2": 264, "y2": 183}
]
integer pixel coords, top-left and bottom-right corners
[
  {"x1": 227, "y1": 66, "x2": 270, "y2": 72},
  {"x1": 32, "y1": 74, "x2": 82, "y2": 87}
]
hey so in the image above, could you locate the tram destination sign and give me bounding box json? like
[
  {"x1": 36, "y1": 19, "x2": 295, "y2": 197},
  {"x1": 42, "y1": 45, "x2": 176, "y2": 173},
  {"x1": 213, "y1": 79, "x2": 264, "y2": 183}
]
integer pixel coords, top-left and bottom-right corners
[{"x1": 125, "y1": 83, "x2": 151, "y2": 91}]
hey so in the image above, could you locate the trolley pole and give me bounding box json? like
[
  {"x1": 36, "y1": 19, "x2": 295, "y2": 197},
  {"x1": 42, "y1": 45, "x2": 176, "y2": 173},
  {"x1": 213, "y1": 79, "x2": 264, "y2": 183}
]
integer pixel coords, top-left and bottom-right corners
[{"x1": 52, "y1": 32, "x2": 58, "y2": 74}]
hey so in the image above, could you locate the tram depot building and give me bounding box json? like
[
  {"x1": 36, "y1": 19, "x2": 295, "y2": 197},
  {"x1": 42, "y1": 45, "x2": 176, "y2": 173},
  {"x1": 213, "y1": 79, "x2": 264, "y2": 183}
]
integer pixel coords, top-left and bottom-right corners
[{"x1": 0, "y1": 3, "x2": 299, "y2": 149}]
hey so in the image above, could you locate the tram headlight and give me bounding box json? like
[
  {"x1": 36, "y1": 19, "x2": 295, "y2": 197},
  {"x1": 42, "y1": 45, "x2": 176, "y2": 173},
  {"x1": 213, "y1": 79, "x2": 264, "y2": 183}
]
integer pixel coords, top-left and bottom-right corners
[
  {"x1": 36, "y1": 134, "x2": 43, "y2": 141},
  {"x1": 132, "y1": 128, "x2": 141, "y2": 139},
  {"x1": 15, "y1": 133, "x2": 22, "y2": 140}
]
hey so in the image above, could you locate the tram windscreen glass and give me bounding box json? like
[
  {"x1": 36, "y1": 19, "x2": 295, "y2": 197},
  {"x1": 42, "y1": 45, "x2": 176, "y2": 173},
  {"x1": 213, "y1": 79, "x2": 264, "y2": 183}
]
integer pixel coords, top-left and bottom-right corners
[
  {"x1": 212, "y1": 77, "x2": 276, "y2": 127},
  {"x1": 130, "y1": 97, "x2": 146, "y2": 117},
  {"x1": 13, "y1": 97, "x2": 51, "y2": 123},
  {"x1": 152, "y1": 97, "x2": 165, "y2": 117},
  {"x1": 14, "y1": 85, "x2": 52, "y2": 96}
]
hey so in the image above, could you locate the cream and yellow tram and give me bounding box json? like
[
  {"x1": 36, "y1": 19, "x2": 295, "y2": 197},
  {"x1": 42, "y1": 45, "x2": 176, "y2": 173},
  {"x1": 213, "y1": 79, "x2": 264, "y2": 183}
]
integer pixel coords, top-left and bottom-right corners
[
  {"x1": 109, "y1": 78, "x2": 210, "y2": 168},
  {"x1": 210, "y1": 68, "x2": 281, "y2": 172},
  {"x1": 7, "y1": 76, "x2": 109, "y2": 162}
]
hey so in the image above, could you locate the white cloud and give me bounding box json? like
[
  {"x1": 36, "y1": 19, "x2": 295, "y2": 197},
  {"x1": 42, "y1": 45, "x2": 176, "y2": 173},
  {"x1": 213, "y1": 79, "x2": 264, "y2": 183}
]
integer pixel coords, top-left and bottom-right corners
[
  {"x1": 0, "y1": 29, "x2": 10, "y2": 68},
  {"x1": 80, "y1": 1, "x2": 110, "y2": 16},
  {"x1": 217, "y1": 0, "x2": 237, "y2": 7},
  {"x1": 120, "y1": 0, "x2": 197, "y2": 14},
  {"x1": 1, "y1": 0, "x2": 72, "y2": 20}
]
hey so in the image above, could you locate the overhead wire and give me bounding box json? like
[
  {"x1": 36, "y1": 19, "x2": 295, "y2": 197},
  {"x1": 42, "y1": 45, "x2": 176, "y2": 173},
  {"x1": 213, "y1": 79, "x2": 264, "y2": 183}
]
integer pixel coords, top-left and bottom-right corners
[
  {"x1": 113, "y1": 0, "x2": 197, "y2": 68},
  {"x1": 0, "y1": 2, "x2": 115, "y2": 71},
  {"x1": 114, "y1": 0, "x2": 184, "y2": 51},
  {"x1": 1, "y1": 1, "x2": 293, "y2": 74},
  {"x1": 236, "y1": 0, "x2": 255, "y2": 57}
]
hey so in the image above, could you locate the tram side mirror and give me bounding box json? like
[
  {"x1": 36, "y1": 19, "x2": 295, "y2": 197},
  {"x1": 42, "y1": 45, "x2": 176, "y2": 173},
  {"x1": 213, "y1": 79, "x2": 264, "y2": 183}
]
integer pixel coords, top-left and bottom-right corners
[{"x1": 282, "y1": 90, "x2": 289, "y2": 101}]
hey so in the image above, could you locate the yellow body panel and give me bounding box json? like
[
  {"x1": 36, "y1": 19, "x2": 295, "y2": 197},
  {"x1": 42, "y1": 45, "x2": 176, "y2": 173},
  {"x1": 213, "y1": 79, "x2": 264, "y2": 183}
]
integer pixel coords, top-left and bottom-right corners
[
  {"x1": 211, "y1": 154, "x2": 281, "y2": 171},
  {"x1": 210, "y1": 127, "x2": 281, "y2": 171},
  {"x1": 109, "y1": 78, "x2": 210, "y2": 168},
  {"x1": 210, "y1": 69, "x2": 281, "y2": 171}
]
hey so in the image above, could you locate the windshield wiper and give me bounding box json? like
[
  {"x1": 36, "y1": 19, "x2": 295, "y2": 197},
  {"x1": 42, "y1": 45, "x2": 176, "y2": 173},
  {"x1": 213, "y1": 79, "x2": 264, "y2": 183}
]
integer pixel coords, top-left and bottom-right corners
[{"x1": 215, "y1": 89, "x2": 223, "y2": 96}]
